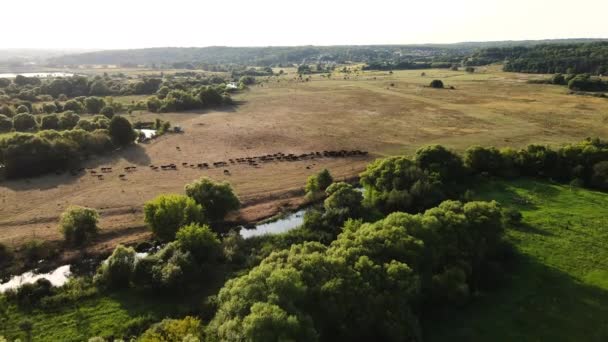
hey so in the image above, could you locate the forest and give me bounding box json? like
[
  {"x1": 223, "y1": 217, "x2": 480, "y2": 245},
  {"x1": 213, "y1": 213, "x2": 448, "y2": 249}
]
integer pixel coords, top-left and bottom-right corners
[{"x1": 466, "y1": 42, "x2": 608, "y2": 74}]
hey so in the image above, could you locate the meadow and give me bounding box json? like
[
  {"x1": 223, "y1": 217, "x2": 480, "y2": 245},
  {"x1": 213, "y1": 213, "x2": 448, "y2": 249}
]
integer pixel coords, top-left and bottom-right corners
[
  {"x1": 2, "y1": 177, "x2": 607, "y2": 340},
  {"x1": 1, "y1": 65, "x2": 608, "y2": 257},
  {"x1": 428, "y1": 178, "x2": 608, "y2": 341}
]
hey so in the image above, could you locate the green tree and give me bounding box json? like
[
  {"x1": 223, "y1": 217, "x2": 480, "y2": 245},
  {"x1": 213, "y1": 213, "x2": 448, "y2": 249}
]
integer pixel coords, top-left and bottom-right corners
[
  {"x1": 146, "y1": 96, "x2": 162, "y2": 113},
  {"x1": 430, "y1": 79, "x2": 444, "y2": 88},
  {"x1": 464, "y1": 145, "x2": 504, "y2": 175},
  {"x1": 199, "y1": 87, "x2": 223, "y2": 106},
  {"x1": 84, "y1": 97, "x2": 106, "y2": 114},
  {"x1": 144, "y1": 194, "x2": 204, "y2": 241},
  {"x1": 59, "y1": 206, "x2": 99, "y2": 246},
  {"x1": 94, "y1": 244, "x2": 136, "y2": 289},
  {"x1": 12, "y1": 113, "x2": 37, "y2": 132},
  {"x1": 305, "y1": 169, "x2": 333, "y2": 199},
  {"x1": 184, "y1": 177, "x2": 240, "y2": 222},
  {"x1": 108, "y1": 115, "x2": 136, "y2": 146},
  {"x1": 415, "y1": 144, "x2": 466, "y2": 182},
  {"x1": 89, "y1": 80, "x2": 110, "y2": 96},
  {"x1": 176, "y1": 223, "x2": 221, "y2": 262}
]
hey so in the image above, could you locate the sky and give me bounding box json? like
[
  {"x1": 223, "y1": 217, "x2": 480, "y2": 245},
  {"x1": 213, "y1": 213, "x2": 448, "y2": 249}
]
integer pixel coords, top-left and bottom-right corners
[{"x1": 3, "y1": 0, "x2": 608, "y2": 49}]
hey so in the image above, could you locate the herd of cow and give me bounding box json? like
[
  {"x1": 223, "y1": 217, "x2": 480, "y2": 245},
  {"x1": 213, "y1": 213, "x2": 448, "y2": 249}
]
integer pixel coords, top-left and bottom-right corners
[{"x1": 68, "y1": 149, "x2": 368, "y2": 181}]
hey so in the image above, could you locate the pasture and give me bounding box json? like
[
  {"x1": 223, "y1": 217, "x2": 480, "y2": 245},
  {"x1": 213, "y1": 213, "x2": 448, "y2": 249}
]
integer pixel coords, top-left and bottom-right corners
[
  {"x1": 428, "y1": 178, "x2": 608, "y2": 341},
  {"x1": 2, "y1": 66, "x2": 608, "y2": 254}
]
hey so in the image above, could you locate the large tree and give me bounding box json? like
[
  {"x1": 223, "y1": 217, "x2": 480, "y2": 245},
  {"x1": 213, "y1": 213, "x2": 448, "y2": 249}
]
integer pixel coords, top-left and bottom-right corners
[
  {"x1": 144, "y1": 194, "x2": 205, "y2": 241},
  {"x1": 185, "y1": 177, "x2": 240, "y2": 222},
  {"x1": 108, "y1": 115, "x2": 136, "y2": 146}
]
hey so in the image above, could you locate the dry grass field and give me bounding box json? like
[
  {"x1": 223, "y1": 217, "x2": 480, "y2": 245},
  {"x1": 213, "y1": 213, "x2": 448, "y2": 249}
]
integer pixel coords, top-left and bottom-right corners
[{"x1": 2, "y1": 66, "x2": 608, "y2": 253}]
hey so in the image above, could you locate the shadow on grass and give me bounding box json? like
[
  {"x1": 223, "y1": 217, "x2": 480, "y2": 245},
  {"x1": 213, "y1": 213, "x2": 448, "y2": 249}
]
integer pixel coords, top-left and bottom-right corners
[
  {"x1": 510, "y1": 222, "x2": 554, "y2": 236},
  {"x1": 423, "y1": 253, "x2": 608, "y2": 342}
]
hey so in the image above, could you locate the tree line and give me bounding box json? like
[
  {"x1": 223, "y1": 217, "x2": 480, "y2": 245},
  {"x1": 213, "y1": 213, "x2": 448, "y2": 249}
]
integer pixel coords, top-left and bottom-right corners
[
  {"x1": 465, "y1": 42, "x2": 608, "y2": 75},
  {"x1": 0, "y1": 115, "x2": 136, "y2": 178}
]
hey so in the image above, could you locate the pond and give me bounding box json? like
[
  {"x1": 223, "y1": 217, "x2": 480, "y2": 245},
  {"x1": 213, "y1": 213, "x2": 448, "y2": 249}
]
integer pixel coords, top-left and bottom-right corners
[
  {"x1": 240, "y1": 209, "x2": 306, "y2": 238},
  {"x1": 0, "y1": 72, "x2": 74, "y2": 78},
  {"x1": 0, "y1": 265, "x2": 71, "y2": 293},
  {"x1": 139, "y1": 129, "x2": 157, "y2": 139}
]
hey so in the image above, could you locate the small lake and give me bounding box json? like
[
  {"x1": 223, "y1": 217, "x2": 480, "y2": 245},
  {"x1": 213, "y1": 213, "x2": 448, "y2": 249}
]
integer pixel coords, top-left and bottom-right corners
[
  {"x1": 0, "y1": 72, "x2": 74, "y2": 78},
  {"x1": 0, "y1": 265, "x2": 71, "y2": 293},
  {"x1": 240, "y1": 209, "x2": 306, "y2": 238}
]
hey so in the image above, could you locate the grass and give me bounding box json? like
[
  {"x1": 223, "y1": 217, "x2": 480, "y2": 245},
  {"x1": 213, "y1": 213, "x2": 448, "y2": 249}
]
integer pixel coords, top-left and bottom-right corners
[
  {"x1": 0, "y1": 265, "x2": 234, "y2": 341},
  {"x1": 426, "y1": 178, "x2": 608, "y2": 341}
]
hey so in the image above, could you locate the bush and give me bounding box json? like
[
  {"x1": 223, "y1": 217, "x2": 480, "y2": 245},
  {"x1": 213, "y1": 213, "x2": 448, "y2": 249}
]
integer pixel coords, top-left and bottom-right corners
[
  {"x1": 100, "y1": 106, "x2": 115, "y2": 119},
  {"x1": 84, "y1": 97, "x2": 106, "y2": 114},
  {"x1": 94, "y1": 244, "x2": 136, "y2": 289},
  {"x1": 591, "y1": 161, "x2": 608, "y2": 190},
  {"x1": 139, "y1": 316, "x2": 202, "y2": 342},
  {"x1": 430, "y1": 79, "x2": 444, "y2": 88},
  {"x1": 58, "y1": 111, "x2": 81, "y2": 130},
  {"x1": 184, "y1": 177, "x2": 240, "y2": 222},
  {"x1": 12, "y1": 113, "x2": 37, "y2": 132},
  {"x1": 0, "y1": 114, "x2": 12, "y2": 133},
  {"x1": 305, "y1": 169, "x2": 333, "y2": 199},
  {"x1": 63, "y1": 99, "x2": 84, "y2": 113},
  {"x1": 42, "y1": 103, "x2": 57, "y2": 114},
  {"x1": 176, "y1": 223, "x2": 220, "y2": 262},
  {"x1": 109, "y1": 115, "x2": 136, "y2": 146},
  {"x1": 59, "y1": 206, "x2": 99, "y2": 246},
  {"x1": 40, "y1": 114, "x2": 60, "y2": 130},
  {"x1": 146, "y1": 96, "x2": 162, "y2": 113},
  {"x1": 16, "y1": 105, "x2": 30, "y2": 114},
  {"x1": 21, "y1": 239, "x2": 50, "y2": 262},
  {"x1": 144, "y1": 194, "x2": 205, "y2": 241},
  {"x1": 0, "y1": 243, "x2": 13, "y2": 265}
]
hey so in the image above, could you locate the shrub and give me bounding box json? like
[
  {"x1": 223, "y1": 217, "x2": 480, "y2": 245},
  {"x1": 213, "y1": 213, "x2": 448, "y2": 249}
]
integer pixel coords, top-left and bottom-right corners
[
  {"x1": 84, "y1": 97, "x2": 106, "y2": 114},
  {"x1": 305, "y1": 169, "x2": 333, "y2": 199},
  {"x1": 0, "y1": 243, "x2": 12, "y2": 265},
  {"x1": 0, "y1": 114, "x2": 12, "y2": 133},
  {"x1": 109, "y1": 115, "x2": 136, "y2": 146},
  {"x1": 12, "y1": 113, "x2": 37, "y2": 132},
  {"x1": 184, "y1": 177, "x2": 240, "y2": 222},
  {"x1": 40, "y1": 114, "x2": 60, "y2": 130},
  {"x1": 591, "y1": 161, "x2": 608, "y2": 190},
  {"x1": 94, "y1": 244, "x2": 136, "y2": 289},
  {"x1": 100, "y1": 106, "x2": 115, "y2": 119},
  {"x1": 430, "y1": 79, "x2": 444, "y2": 88},
  {"x1": 63, "y1": 99, "x2": 84, "y2": 113},
  {"x1": 42, "y1": 103, "x2": 57, "y2": 114},
  {"x1": 58, "y1": 111, "x2": 81, "y2": 130},
  {"x1": 16, "y1": 105, "x2": 30, "y2": 114},
  {"x1": 144, "y1": 194, "x2": 204, "y2": 241},
  {"x1": 146, "y1": 96, "x2": 162, "y2": 113},
  {"x1": 59, "y1": 206, "x2": 99, "y2": 246},
  {"x1": 139, "y1": 316, "x2": 202, "y2": 342},
  {"x1": 176, "y1": 223, "x2": 221, "y2": 263}
]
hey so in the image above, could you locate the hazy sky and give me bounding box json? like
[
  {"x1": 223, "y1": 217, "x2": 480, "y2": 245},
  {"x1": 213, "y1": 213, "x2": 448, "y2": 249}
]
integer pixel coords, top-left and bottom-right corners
[{"x1": 4, "y1": 0, "x2": 608, "y2": 49}]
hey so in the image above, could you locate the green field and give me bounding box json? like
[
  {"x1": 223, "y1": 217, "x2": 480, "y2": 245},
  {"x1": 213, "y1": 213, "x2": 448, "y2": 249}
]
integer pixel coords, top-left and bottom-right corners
[{"x1": 428, "y1": 178, "x2": 608, "y2": 341}]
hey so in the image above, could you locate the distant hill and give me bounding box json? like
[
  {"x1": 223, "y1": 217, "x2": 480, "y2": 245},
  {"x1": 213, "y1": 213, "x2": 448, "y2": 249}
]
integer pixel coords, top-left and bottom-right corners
[{"x1": 45, "y1": 39, "x2": 606, "y2": 67}]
